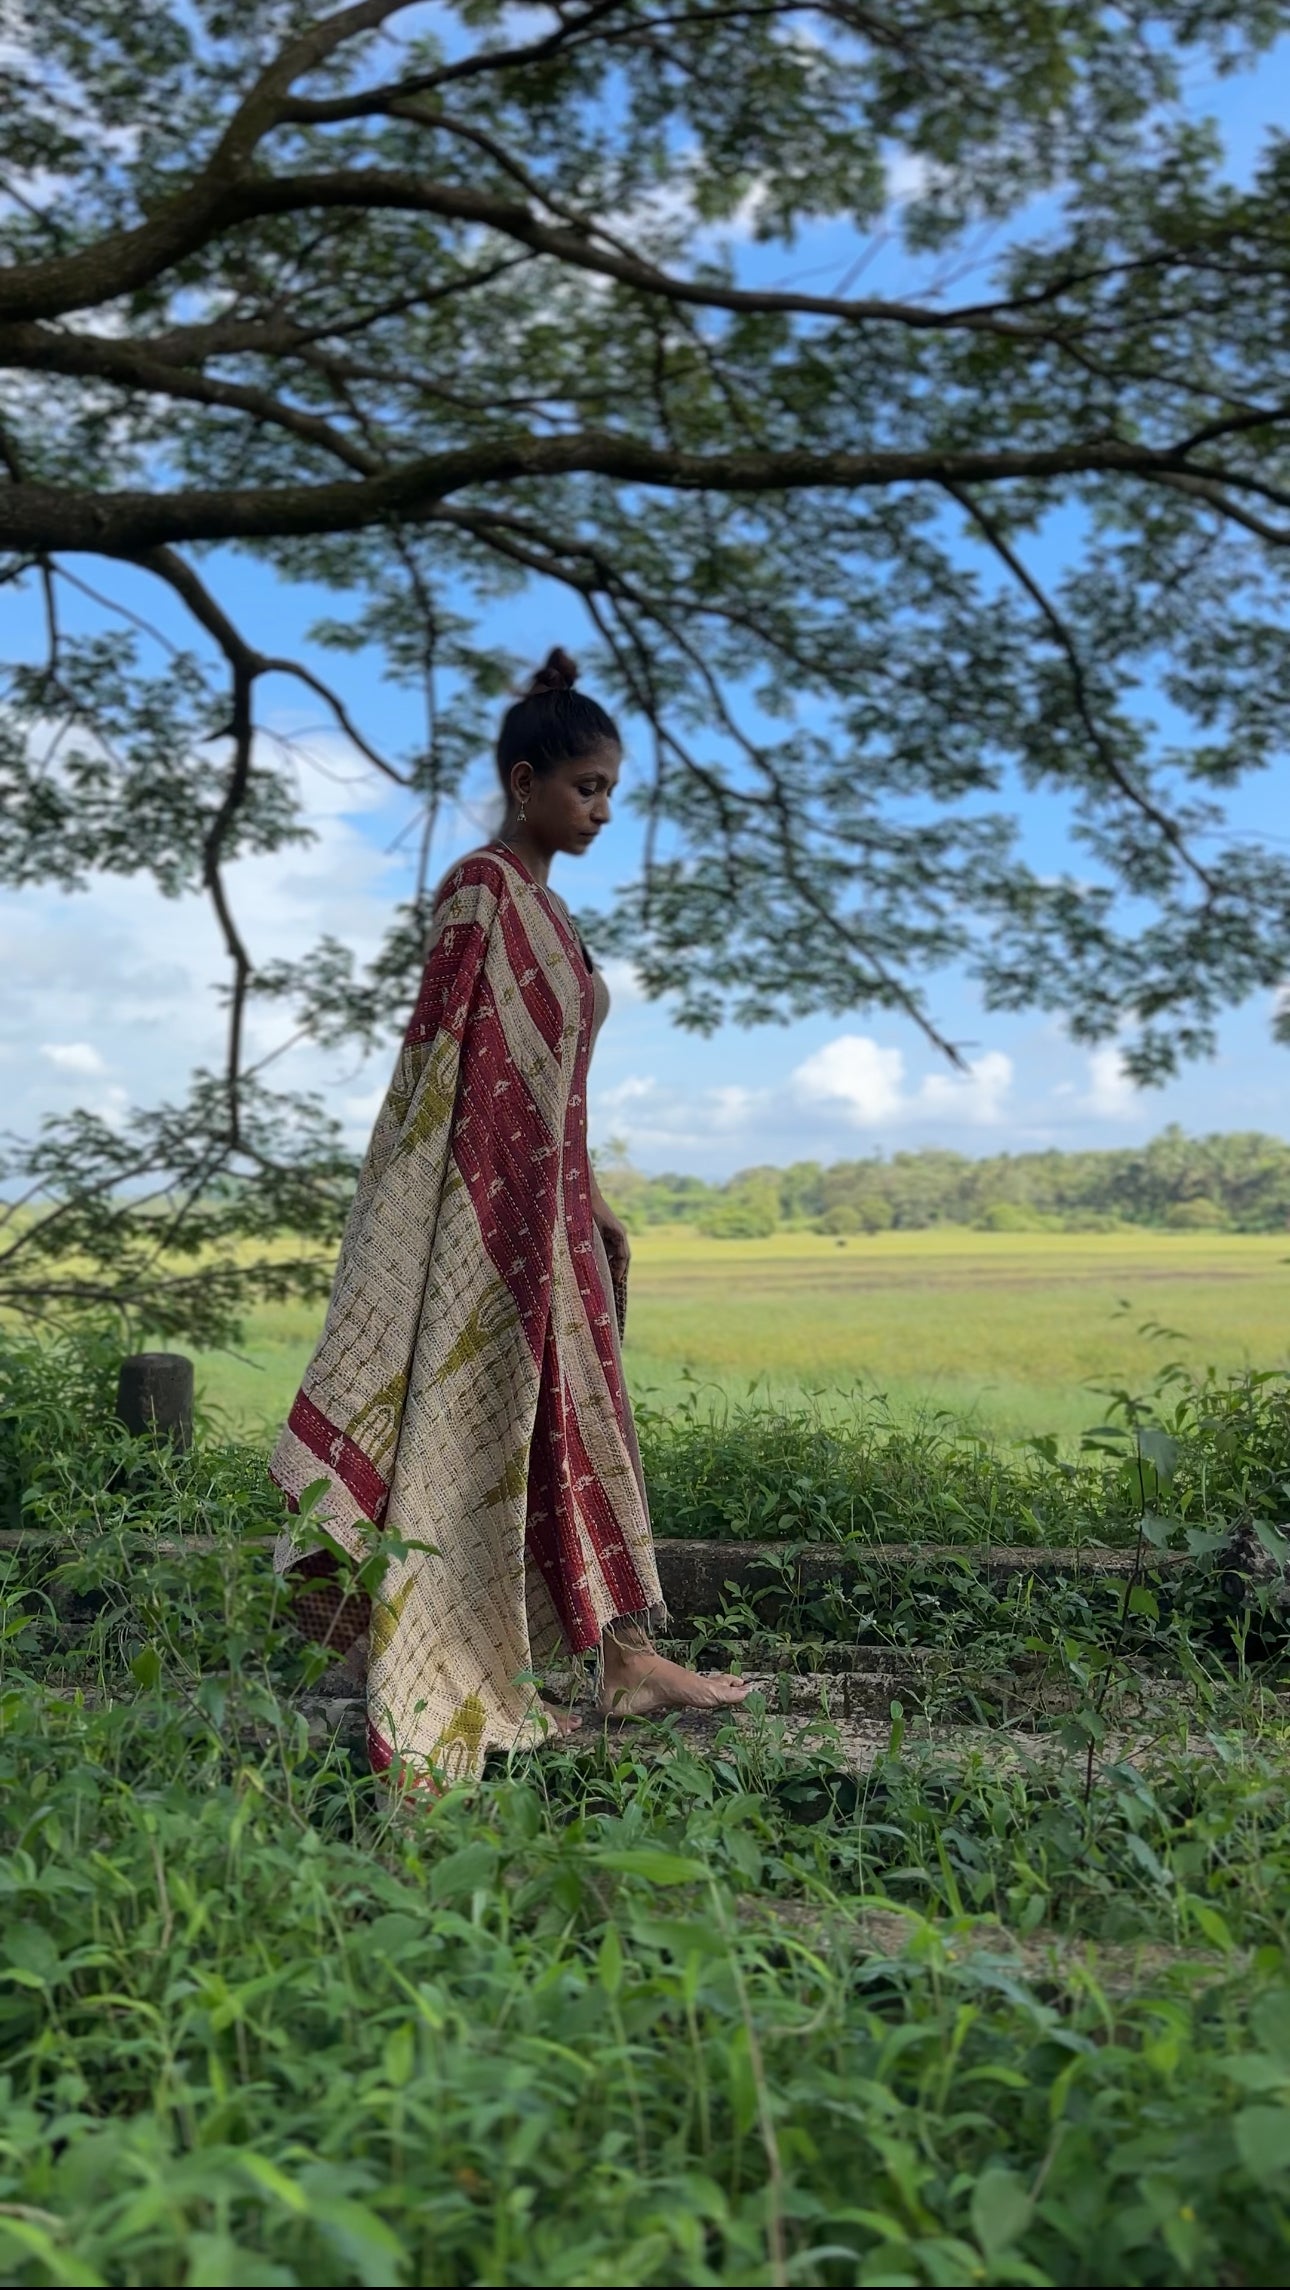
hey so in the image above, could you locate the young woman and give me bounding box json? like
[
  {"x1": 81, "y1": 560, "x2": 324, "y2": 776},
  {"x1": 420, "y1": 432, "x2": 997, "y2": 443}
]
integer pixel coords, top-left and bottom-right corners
[{"x1": 270, "y1": 649, "x2": 748, "y2": 1784}]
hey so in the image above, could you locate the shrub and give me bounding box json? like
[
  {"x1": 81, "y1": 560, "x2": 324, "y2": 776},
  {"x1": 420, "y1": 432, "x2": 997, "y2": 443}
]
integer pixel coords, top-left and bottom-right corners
[
  {"x1": 1165, "y1": 1195, "x2": 1230, "y2": 1228},
  {"x1": 698, "y1": 1201, "x2": 777, "y2": 1240},
  {"x1": 856, "y1": 1192, "x2": 894, "y2": 1231},
  {"x1": 817, "y1": 1203, "x2": 861, "y2": 1235}
]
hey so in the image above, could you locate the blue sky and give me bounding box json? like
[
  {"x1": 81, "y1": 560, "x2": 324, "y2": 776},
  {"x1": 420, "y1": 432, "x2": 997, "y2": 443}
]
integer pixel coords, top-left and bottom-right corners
[{"x1": 5, "y1": 27, "x2": 1289, "y2": 1180}]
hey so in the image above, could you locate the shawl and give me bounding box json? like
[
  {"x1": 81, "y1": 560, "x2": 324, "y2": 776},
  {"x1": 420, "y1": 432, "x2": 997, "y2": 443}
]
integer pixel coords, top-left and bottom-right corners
[{"x1": 269, "y1": 843, "x2": 661, "y2": 1782}]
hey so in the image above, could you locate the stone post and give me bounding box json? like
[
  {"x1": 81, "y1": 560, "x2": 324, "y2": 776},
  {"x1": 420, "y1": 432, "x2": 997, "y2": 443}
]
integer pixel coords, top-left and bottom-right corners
[{"x1": 114, "y1": 1352, "x2": 194, "y2": 1452}]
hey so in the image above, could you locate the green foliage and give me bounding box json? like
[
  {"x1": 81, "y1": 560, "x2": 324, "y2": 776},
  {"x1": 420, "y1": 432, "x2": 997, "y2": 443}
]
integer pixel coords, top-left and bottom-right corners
[
  {"x1": 698, "y1": 1201, "x2": 779, "y2": 1241},
  {"x1": 977, "y1": 1201, "x2": 1051, "y2": 1231},
  {"x1": 0, "y1": 1078, "x2": 354, "y2": 1349},
  {"x1": 0, "y1": 1327, "x2": 284, "y2": 1542},
  {"x1": 637, "y1": 1386, "x2": 1116, "y2": 1546},
  {"x1": 6, "y1": 1, "x2": 1290, "y2": 1348},
  {"x1": 636, "y1": 1361, "x2": 1290, "y2": 1555},
  {"x1": 601, "y1": 1127, "x2": 1290, "y2": 1238},
  {"x1": 6, "y1": 1331, "x2": 1290, "y2": 2280},
  {"x1": 3, "y1": 1689, "x2": 1290, "y2": 2288},
  {"x1": 1165, "y1": 1195, "x2": 1231, "y2": 1229}
]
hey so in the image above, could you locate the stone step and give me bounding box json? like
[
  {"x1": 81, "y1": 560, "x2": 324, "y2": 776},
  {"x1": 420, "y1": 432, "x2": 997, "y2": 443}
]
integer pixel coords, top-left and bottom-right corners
[
  {"x1": 289, "y1": 1688, "x2": 1226, "y2": 1777},
  {"x1": 31, "y1": 1673, "x2": 1236, "y2": 1779},
  {"x1": 1, "y1": 1529, "x2": 1203, "y2": 1635},
  {"x1": 654, "y1": 1537, "x2": 1196, "y2": 1623}
]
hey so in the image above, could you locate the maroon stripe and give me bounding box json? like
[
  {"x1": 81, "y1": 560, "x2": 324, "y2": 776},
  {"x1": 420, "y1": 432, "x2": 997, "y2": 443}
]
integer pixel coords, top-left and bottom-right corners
[
  {"x1": 451, "y1": 851, "x2": 512, "y2": 899},
  {"x1": 560, "y1": 1387, "x2": 652, "y2": 1622},
  {"x1": 559, "y1": 971, "x2": 625, "y2": 1413},
  {"x1": 406, "y1": 917, "x2": 490, "y2": 1047},
  {"x1": 284, "y1": 1390, "x2": 389, "y2": 1523},
  {"x1": 525, "y1": 1323, "x2": 601, "y2": 1652},
  {"x1": 450, "y1": 988, "x2": 559, "y2": 1366},
  {"x1": 497, "y1": 891, "x2": 565, "y2": 1053}
]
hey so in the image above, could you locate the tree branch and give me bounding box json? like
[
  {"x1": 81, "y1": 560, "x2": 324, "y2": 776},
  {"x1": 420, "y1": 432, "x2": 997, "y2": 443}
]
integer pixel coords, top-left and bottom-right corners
[
  {"x1": 204, "y1": 165, "x2": 1075, "y2": 342},
  {"x1": 0, "y1": 0, "x2": 412, "y2": 322},
  {"x1": 943, "y1": 481, "x2": 1219, "y2": 894},
  {"x1": 0, "y1": 429, "x2": 1251, "y2": 558},
  {"x1": 1, "y1": 322, "x2": 381, "y2": 476}
]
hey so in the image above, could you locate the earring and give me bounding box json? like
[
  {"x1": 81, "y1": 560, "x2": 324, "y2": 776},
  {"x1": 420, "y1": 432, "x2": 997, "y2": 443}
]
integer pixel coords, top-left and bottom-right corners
[{"x1": 517, "y1": 797, "x2": 528, "y2": 824}]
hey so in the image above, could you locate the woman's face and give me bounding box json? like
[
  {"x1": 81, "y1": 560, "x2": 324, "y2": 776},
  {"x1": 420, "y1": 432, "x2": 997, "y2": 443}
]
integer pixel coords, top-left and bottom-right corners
[{"x1": 514, "y1": 741, "x2": 621, "y2": 857}]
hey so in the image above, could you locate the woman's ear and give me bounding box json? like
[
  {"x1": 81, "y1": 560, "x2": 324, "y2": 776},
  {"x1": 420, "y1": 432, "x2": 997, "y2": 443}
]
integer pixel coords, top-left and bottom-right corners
[{"x1": 510, "y1": 760, "x2": 533, "y2": 805}]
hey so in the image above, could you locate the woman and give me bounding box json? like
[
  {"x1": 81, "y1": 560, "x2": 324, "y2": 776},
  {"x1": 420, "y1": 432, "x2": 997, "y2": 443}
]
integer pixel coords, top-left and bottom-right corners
[{"x1": 270, "y1": 649, "x2": 748, "y2": 1785}]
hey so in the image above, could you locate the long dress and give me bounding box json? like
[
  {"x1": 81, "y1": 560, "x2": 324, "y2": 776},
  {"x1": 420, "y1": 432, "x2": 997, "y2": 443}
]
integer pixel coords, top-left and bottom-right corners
[{"x1": 268, "y1": 842, "x2": 662, "y2": 1783}]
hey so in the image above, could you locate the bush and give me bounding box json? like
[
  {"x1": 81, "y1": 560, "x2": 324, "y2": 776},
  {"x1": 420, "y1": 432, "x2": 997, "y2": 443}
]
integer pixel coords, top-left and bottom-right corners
[
  {"x1": 697, "y1": 1201, "x2": 777, "y2": 1240},
  {"x1": 1166, "y1": 1195, "x2": 1231, "y2": 1228},
  {"x1": 0, "y1": 1326, "x2": 284, "y2": 1541},
  {"x1": 636, "y1": 1389, "x2": 1126, "y2": 1547},
  {"x1": 817, "y1": 1203, "x2": 861, "y2": 1235},
  {"x1": 6, "y1": 1335, "x2": 1290, "y2": 2285},
  {"x1": 976, "y1": 1201, "x2": 1046, "y2": 1231}
]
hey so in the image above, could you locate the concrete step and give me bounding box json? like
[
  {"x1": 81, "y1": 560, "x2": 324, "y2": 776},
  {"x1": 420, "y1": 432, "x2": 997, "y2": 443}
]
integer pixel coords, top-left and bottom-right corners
[
  {"x1": 30, "y1": 1671, "x2": 1245, "y2": 1779},
  {"x1": 1, "y1": 1529, "x2": 1203, "y2": 1634},
  {"x1": 654, "y1": 1537, "x2": 1194, "y2": 1623},
  {"x1": 289, "y1": 1688, "x2": 1232, "y2": 1776}
]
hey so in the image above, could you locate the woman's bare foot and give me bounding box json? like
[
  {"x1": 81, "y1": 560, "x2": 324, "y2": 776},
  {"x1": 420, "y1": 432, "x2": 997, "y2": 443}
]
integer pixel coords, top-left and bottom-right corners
[
  {"x1": 597, "y1": 1640, "x2": 751, "y2": 1718},
  {"x1": 538, "y1": 1697, "x2": 582, "y2": 1737}
]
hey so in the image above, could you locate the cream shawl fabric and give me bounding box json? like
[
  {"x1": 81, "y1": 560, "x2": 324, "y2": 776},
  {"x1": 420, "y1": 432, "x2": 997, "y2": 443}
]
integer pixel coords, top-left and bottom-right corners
[{"x1": 269, "y1": 843, "x2": 661, "y2": 1782}]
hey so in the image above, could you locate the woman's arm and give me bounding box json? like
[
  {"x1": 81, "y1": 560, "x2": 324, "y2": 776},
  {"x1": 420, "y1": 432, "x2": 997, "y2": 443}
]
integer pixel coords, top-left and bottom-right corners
[{"x1": 590, "y1": 1176, "x2": 630, "y2": 1285}]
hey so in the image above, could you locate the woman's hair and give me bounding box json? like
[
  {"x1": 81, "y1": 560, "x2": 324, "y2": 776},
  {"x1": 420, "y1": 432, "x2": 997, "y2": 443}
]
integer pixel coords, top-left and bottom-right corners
[{"x1": 495, "y1": 647, "x2": 620, "y2": 793}]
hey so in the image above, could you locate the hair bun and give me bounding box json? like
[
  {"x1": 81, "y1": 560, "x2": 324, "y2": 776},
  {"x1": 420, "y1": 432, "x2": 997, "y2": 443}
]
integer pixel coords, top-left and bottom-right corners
[{"x1": 525, "y1": 646, "x2": 578, "y2": 697}]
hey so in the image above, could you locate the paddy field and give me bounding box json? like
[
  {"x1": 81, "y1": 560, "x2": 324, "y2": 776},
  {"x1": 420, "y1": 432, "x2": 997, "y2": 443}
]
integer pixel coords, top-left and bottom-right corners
[{"x1": 195, "y1": 1225, "x2": 1290, "y2": 1445}]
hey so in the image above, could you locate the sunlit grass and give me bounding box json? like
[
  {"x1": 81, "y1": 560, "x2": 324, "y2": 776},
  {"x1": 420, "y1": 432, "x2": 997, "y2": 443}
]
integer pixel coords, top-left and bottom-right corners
[{"x1": 193, "y1": 1226, "x2": 1290, "y2": 1445}]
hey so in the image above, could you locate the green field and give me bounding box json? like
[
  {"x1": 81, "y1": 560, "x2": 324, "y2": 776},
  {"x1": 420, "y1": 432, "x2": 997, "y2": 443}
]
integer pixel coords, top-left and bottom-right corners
[{"x1": 196, "y1": 1226, "x2": 1290, "y2": 1445}]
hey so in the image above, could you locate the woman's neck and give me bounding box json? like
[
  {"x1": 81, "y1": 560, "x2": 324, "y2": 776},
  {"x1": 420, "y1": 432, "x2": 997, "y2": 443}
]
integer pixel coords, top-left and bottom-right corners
[{"x1": 496, "y1": 823, "x2": 553, "y2": 885}]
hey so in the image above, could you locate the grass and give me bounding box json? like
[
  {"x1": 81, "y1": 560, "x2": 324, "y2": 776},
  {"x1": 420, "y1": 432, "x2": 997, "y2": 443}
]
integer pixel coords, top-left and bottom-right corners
[
  {"x1": 5, "y1": 1332, "x2": 1290, "y2": 2281},
  {"x1": 191, "y1": 1226, "x2": 1290, "y2": 1446}
]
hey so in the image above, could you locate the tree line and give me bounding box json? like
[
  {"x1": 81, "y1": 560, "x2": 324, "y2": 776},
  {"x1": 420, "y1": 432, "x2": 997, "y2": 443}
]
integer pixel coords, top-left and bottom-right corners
[{"x1": 597, "y1": 1126, "x2": 1290, "y2": 1236}]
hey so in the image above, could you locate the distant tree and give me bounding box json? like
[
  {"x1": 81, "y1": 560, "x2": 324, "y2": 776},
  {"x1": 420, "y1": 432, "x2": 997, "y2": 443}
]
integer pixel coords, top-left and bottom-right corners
[
  {"x1": 976, "y1": 1200, "x2": 1047, "y2": 1232},
  {"x1": 574, "y1": 1132, "x2": 1290, "y2": 1240},
  {"x1": 5, "y1": 1, "x2": 1290, "y2": 1336},
  {"x1": 777, "y1": 1161, "x2": 828, "y2": 1224},
  {"x1": 857, "y1": 1195, "x2": 894, "y2": 1233},
  {"x1": 1164, "y1": 1195, "x2": 1231, "y2": 1229},
  {"x1": 699, "y1": 1200, "x2": 778, "y2": 1241}
]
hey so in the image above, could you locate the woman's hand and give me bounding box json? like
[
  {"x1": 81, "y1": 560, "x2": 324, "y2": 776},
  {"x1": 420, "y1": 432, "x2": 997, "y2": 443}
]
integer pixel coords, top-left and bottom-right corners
[{"x1": 591, "y1": 1186, "x2": 631, "y2": 1286}]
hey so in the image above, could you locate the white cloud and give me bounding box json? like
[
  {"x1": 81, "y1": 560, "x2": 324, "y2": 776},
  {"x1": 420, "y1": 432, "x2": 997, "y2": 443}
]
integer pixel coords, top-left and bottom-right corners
[
  {"x1": 793, "y1": 1034, "x2": 907, "y2": 1125},
  {"x1": 792, "y1": 1033, "x2": 1013, "y2": 1131},
  {"x1": 1050, "y1": 1041, "x2": 1142, "y2": 1120},
  {"x1": 886, "y1": 152, "x2": 935, "y2": 204},
  {"x1": 590, "y1": 1071, "x2": 773, "y2": 1157},
  {"x1": 919, "y1": 1048, "x2": 1013, "y2": 1126},
  {"x1": 600, "y1": 1074, "x2": 660, "y2": 1110},
  {"x1": 2, "y1": 726, "x2": 424, "y2": 1153},
  {"x1": 708, "y1": 1084, "x2": 760, "y2": 1131},
  {"x1": 592, "y1": 1033, "x2": 1016, "y2": 1168},
  {"x1": 39, "y1": 1041, "x2": 106, "y2": 1076},
  {"x1": 1079, "y1": 1046, "x2": 1139, "y2": 1120}
]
